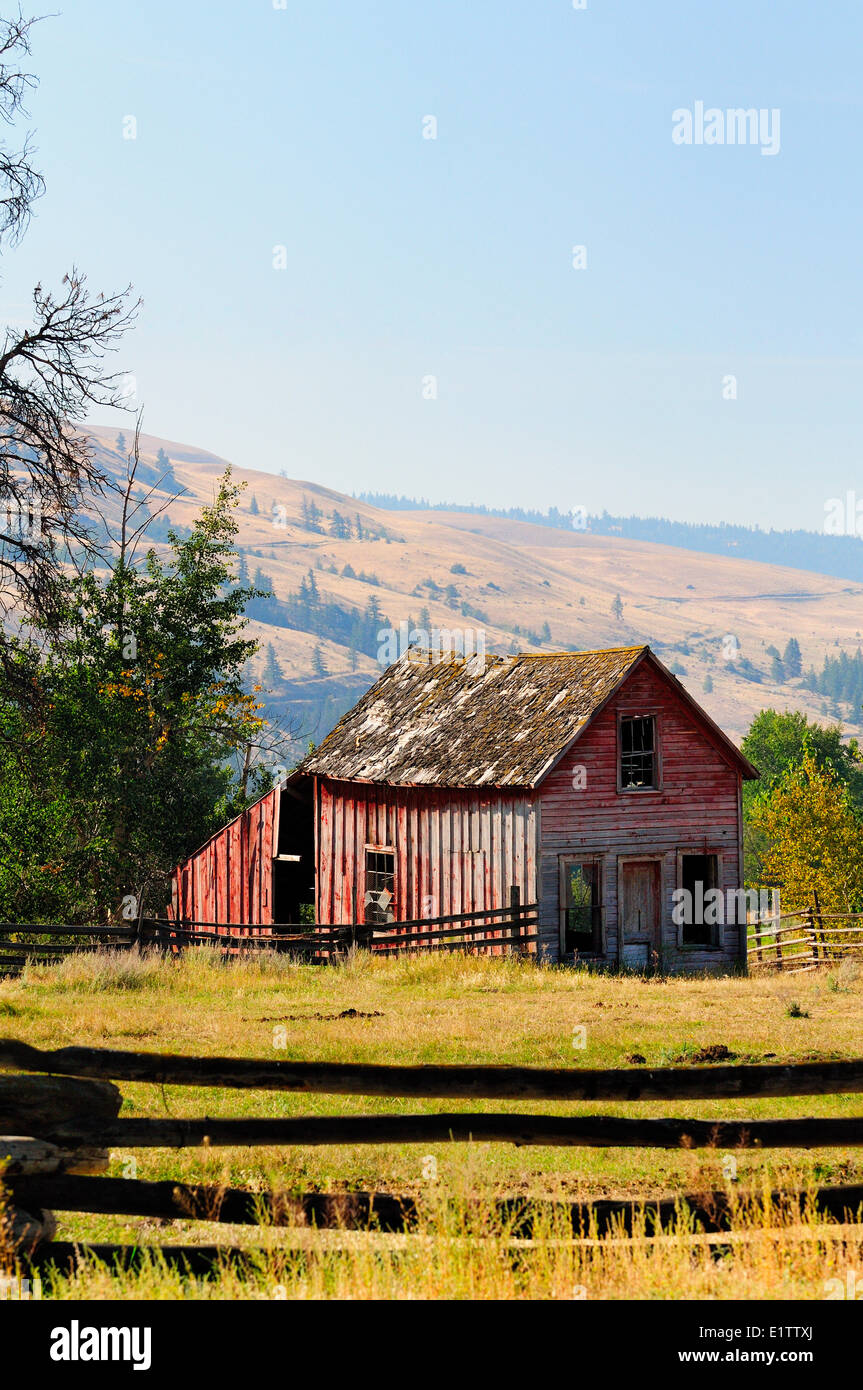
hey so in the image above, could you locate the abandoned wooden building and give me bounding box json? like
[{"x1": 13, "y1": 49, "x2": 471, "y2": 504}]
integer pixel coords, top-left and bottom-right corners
[{"x1": 174, "y1": 644, "x2": 758, "y2": 972}]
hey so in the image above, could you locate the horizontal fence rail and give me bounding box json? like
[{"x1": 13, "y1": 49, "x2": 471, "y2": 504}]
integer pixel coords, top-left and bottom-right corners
[
  {"x1": 8, "y1": 1173, "x2": 863, "y2": 1240},
  {"x1": 6, "y1": 1041, "x2": 863, "y2": 1100},
  {"x1": 32, "y1": 1114, "x2": 863, "y2": 1151},
  {"x1": 0, "y1": 900, "x2": 539, "y2": 973},
  {"x1": 747, "y1": 902, "x2": 863, "y2": 974},
  {"x1": 6, "y1": 1043, "x2": 863, "y2": 1272}
]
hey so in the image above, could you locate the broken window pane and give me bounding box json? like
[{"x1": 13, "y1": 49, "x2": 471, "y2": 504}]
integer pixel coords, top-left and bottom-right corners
[{"x1": 620, "y1": 715, "x2": 656, "y2": 789}]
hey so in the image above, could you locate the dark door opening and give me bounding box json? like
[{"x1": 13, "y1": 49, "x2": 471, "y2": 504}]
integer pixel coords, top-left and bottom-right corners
[{"x1": 272, "y1": 785, "x2": 315, "y2": 925}]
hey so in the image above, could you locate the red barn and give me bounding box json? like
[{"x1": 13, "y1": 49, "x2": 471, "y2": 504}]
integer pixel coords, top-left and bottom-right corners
[{"x1": 175, "y1": 645, "x2": 758, "y2": 972}]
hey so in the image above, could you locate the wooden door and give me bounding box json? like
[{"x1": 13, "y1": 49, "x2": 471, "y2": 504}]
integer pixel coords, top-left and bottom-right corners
[{"x1": 620, "y1": 860, "x2": 661, "y2": 970}]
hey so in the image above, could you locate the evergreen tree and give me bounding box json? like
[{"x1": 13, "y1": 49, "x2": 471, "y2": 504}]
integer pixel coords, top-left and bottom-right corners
[
  {"x1": 703, "y1": 674, "x2": 714, "y2": 693},
  {"x1": 770, "y1": 654, "x2": 785, "y2": 682},
  {"x1": 115, "y1": 432, "x2": 127, "y2": 454},
  {"x1": 783, "y1": 637, "x2": 802, "y2": 678},
  {"x1": 261, "y1": 642, "x2": 283, "y2": 685},
  {"x1": 155, "y1": 446, "x2": 175, "y2": 483},
  {"x1": 311, "y1": 644, "x2": 328, "y2": 677},
  {"x1": 612, "y1": 593, "x2": 623, "y2": 621},
  {"x1": 300, "y1": 496, "x2": 323, "y2": 533},
  {"x1": 249, "y1": 494, "x2": 259, "y2": 516}
]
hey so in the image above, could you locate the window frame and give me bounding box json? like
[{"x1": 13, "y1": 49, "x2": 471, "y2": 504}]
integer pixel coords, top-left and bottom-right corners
[
  {"x1": 363, "y1": 844, "x2": 396, "y2": 925},
  {"x1": 558, "y1": 856, "x2": 604, "y2": 959},
  {"x1": 675, "y1": 848, "x2": 723, "y2": 949},
  {"x1": 617, "y1": 710, "x2": 662, "y2": 793}
]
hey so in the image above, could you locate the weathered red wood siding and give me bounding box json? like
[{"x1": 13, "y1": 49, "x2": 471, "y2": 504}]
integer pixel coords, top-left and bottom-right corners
[
  {"x1": 174, "y1": 785, "x2": 279, "y2": 930},
  {"x1": 314, "y1": 778, "x2": 538, "y2": 934},
  {"x1": 537, "y1": 661, "x2": 745, "y2": 972}
]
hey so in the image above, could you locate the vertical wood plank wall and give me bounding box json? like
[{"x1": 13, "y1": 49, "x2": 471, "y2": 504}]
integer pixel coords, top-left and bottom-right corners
[
  {"x1": 315, "y1": 779, "x2": 538, "y2": 931},
  {"x1": 174, "y1": 785, "x2": 279, "y2": 929},
  {"x1": 537, "y1": 662, "x2": 744, "y2": 971}
]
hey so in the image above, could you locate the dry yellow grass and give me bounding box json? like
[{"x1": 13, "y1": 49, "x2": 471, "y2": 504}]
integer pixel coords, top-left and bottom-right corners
[{"x1": 3, "y1": 949, "x2": 863, "y2": 1299}]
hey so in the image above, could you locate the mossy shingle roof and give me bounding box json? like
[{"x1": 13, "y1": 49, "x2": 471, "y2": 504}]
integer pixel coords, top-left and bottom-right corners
[{"x1": 299, "y1": 645, "x2": 658, "y2": 788}]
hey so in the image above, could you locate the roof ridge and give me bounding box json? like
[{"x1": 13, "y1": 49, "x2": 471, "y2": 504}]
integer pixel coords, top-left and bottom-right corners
[{"x1": 515, "y1": 644, "x2": 648, "y2": 658}]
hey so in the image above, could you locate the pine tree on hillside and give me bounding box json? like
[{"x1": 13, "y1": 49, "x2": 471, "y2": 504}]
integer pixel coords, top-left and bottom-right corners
[
  {"x1": 783, "y1": 637, "x2": 802, "y2": 678},
  {"x1": 301, "y1": 495, "x2": 324, "y2": 532},
  {"x1": 249, "y1": 494, "x2": 259, "y2": 516},
  {"x1": 261, "y1": 643, "x2": 283, "y2": 685},
  {"x1": 154, "y1": 446, "x2": 175, "y2": 483},
  {"x1": 311, "y1": 644, "x2": 328, "y2": 677},
  {"x1": 612, "y1": 593, "x2": 623, "y2": 621},
  {"x1": 115, "y1": 432, "x2": 127, "y2": 454}
]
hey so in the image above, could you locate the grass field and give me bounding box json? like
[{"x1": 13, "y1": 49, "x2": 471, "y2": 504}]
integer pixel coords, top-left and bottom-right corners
[{"x1": 2, "y1": 948, "x2": 863, "y2": 1299}]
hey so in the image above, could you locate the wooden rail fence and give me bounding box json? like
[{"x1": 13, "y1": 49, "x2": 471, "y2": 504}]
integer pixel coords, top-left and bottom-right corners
[
  {"x1": 0, "y1": 896, "x2": 538, "y2": 975},
  {"x1": 3, "y1": 1041, "x2": 863, "y2": 1272},
  {"x1": 747, "y1": 900, "x2": 863, "y2": 974}
]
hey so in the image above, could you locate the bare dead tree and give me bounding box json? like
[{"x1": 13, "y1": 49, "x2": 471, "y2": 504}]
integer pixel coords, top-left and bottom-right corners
[
  {"x1": 0, "y1": 12, "x2": 138, "y2": 660},
  {"x1": 0, "y1": 10, "x2": 43, "y2": 247}
]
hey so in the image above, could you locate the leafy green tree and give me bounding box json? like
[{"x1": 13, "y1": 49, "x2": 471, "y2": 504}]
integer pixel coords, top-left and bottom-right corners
[
  {"x1": 742, "y1": 709, "x2": 863, "y2": 810},
  {"x1": 0, "y1": 470, "x2": 269, "y2": 921},
  {"x1": 741, "y1": 708, "x2": 863, "y2": 885}
]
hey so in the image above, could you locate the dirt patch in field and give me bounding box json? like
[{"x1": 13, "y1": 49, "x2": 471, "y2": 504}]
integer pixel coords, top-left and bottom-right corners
[{"x1": 246, "y1": 1008, "x2": 384, "y2": 1022}]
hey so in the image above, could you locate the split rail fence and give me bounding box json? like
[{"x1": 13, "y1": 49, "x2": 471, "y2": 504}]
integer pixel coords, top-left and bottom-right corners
[
  {"x1": 747, "y1": 897, "x2": 863, "y2": 975},
  {"x1": 3, "y1": 1041, "x2": 863, "y2": 1273},
  {"x1": 0, "y1": 897, "x2": 538, "y2": 976}
]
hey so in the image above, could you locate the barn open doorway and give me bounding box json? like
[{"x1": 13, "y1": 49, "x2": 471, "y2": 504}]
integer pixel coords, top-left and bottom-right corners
[
  {"x1": 272, "y1": 781, "x2": 315, "y2": 925},
  {"x1": 620, "y1": 858, "x2": 661, "y2": 971}
]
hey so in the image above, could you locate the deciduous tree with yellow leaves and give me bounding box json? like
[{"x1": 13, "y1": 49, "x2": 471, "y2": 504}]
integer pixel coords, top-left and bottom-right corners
[{"x1": 749, "y1": 750, "x2": 863, "y2": 914}]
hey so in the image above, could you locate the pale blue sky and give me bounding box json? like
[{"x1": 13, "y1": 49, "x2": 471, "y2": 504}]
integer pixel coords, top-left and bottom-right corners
[{"x1": 3, "y1": 0, "x2": 862, "y2": 529}]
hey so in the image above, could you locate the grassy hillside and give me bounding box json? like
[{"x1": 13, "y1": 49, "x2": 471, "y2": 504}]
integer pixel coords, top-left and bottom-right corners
[{"x1": 84, "y1": 426, "x2": 863, "y2": 750}]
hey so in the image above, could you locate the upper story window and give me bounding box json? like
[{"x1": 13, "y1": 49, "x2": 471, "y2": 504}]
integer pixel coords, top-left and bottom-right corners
[{"x1": 620, "y1": 714, "x2": 657, "y2": 790}]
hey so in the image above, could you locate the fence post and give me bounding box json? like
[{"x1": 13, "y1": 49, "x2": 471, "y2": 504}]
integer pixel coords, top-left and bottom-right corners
[
  {"x1": 775, "y1": 929, "x2": 783, "y2": 971},
  {"x1": 752, "y1": 915, "x2": 762, "y2": 969},
  {"x1": 812, "y1": 890, "x2": 824, "y2": 965},
  {"x1": 509, "y1": 884, "x2": 522, "y2": 956},
  {"x1": 133, "y1": 893, "x2": 145, "y2": 955}
]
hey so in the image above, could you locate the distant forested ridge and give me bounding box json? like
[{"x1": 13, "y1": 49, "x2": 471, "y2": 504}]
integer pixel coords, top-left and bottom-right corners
[{"x1": 355, "y1": 494, "x2": 863, "y2": 584}]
